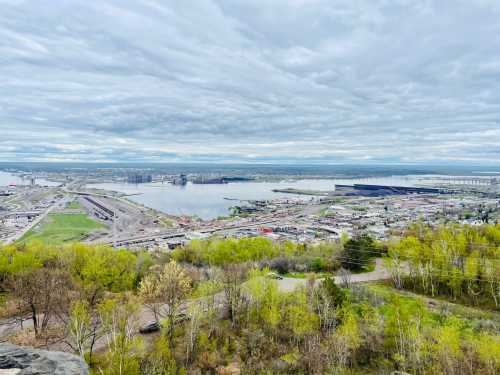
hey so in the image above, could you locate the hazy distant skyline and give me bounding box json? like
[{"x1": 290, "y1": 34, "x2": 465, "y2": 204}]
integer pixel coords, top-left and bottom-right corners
[{"x1": 1, "y1": 0, "x2": 499, "y2": 164}]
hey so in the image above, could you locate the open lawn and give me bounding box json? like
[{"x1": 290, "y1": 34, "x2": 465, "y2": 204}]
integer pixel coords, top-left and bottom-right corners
[
  {"x1": 19, "y1": 213, "x2": 106, "y2": 245},
  {"x1": 66, "y1": 200, "x2": 81, "y2": 209}
]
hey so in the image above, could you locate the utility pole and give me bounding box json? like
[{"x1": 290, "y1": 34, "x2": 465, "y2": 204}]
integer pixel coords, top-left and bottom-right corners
[{"x1": 113, "y1": 210, "x2": 117, "y2": 248}]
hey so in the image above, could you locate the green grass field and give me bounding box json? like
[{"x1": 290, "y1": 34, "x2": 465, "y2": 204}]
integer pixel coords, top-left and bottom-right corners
[
  {"x1": 67, "y1": 200, "x2": 81, "y2": 209},
  {"x1": 20, "y1": 213, "x2": 106, "y2": 245}
]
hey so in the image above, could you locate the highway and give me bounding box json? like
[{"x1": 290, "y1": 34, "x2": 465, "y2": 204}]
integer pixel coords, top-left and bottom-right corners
[{"x1": 102, "y1": 218, "x2": 282, "y2": 247}]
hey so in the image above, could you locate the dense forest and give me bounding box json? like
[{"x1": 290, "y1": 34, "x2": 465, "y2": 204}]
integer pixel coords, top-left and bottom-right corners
[
  {"x1": 0, "y1": 224, "x2": 498, "y2": 374},
  {"x1": 387, "y1": 223, "x2": 500, "y2": 307}
]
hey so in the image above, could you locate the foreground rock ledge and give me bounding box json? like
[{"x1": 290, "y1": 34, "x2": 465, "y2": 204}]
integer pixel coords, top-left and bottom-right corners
[{"x1": 0, "y1": 343, "x2": 89, "y2": 375}]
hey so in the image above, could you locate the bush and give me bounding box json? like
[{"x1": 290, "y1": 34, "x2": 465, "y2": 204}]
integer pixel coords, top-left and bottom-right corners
[
  {"x1": 310, "y1": 257, "x2": 326, "y2": 272},
  {"x1": 266, "y1": 257, "x2": 294, "y2": 274}
]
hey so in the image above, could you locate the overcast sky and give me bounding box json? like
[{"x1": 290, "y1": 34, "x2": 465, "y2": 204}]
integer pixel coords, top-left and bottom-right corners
[{"x1": 1, "y1": 0, "x2": 499, "y2": 164}]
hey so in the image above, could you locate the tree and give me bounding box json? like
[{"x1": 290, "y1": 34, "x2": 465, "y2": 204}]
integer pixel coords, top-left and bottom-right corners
[
  {"x1": 341, "y1": 235, "x2": 375, "y2": 271},
  {"x1": 138, "y1": 267, "x2": 163, "y2": 324},
  {"x1": 383, "y1": 297, "x2": 428, "y2": 372},
  {"x1": 386, "y1": 241, "x2": 408, "y2": 289},
  {"x1": 284, "y1": 289, "x2": 318, "y2": 340},
  {"x1": 219, "y1": 263, "x2": 249, "y2": 328},
  {"x1": 386, "y1": 224, "x2": 500, "y2": 305},
  {"x1": 483, "y1": 260, "x2": 500, "y2": 308},
  {"x1": 328, "y1": 310, "x2": 361, "y2": 371},
  {"x1": 67, "y1": 244, "x2": 137, "y2": 307},
  {"x1": 313, "y1": 277, "x2": 346, "y2": 333},
  {"x1": 67, "y1": 300, "x2": 92, "y2": 358},
  {"x1": 139, "y1": 261, "x2": 191, "y2": 347},
  {"x1": 429, "y1": 317, "x2": 463, "y2": 374},
  {"x1": 98, "y1": 295, "x2": 143, "y2": 375},
  {"x1": 66, "y1": 299, "x2": 102, "y2": 366},
  {"x1": 7, "y1": 265, "x2": 72, "y2": 338},
  {"x1": 338, "y1": 268, "x2": 352, "y2": 288},
  {"x1": 474, "y1": 333, "x2": 500, "y2": 374},
  {"x1": 141, "y1": 336, "x2": 178, "y2": 375},
  {"x1": 0, "y1": 243, "x2": 140, "y2": 346},
  {"x1": 185, "y1": 303, "x2": 203, "y2": 364},
  {"x1": 245, "y1": 272, "x2": 282, "y2": 334}
]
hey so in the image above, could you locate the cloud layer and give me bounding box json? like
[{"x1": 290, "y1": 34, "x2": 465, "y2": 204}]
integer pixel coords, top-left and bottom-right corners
[{"x1": 1, "y1": 0, "x2": 499, "y2": 163}]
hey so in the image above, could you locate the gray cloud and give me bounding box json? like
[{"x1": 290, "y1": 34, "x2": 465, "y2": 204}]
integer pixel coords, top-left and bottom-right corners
[{"x1": 0, "y1": 0, "x2": 499, "y2": 163}]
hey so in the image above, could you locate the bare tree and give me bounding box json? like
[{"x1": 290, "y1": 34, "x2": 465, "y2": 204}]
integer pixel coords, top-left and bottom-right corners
[
  {"x1": 339, "y1": 268, "x2": 352, "y2": 289},
  {"x1": 98, "y1": 295, "x2": 142, "y2": 375},
  {"x1": 65, "y1": 299, "x2": 104, "y2": 366},
  {"x1": 385, "y1": 256, "x2": 405, "y2": 290},
  {"x1": 185, "y1": 302, "x2": 202, "y2": 364},
  {"x1": 139, "y1": 260, "x2": 192, "y2": 347},
  {"x1": 138, "y1": 267, "x2": 163, "y2": 324},
  {"x1": 219, "y1": 264, "x2": 248, "y2": 328},
  {"x1": 7, "y1": 267, "x2": 72, "y2": 338},
  {"x1": 311, "y1": 284, "x2": 338, "y2": 334}
]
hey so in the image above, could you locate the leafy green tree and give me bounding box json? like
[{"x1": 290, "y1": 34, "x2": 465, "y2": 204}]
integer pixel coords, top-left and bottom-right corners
[
  {"x1": 383, "y1": 296, "x2": 429, "y2": 372},
  {"x1": 245, "y1": 273, "x2": 282, "y2": 334},
  {"x1": 67, "y1": 244, "x2": 137, "y2": 306},
  {"x1": 284, "y1": 289, "x2": 318, "y2": 339},
  {"x1": 341, "y1": 234, "x2": 375, "y2": 271},
  {"x1": 322, "y1": 277, "x2": 348, "y2": 307},
  {"x1": 387, "y1": 224, "x2": 500, "y2": 305}
]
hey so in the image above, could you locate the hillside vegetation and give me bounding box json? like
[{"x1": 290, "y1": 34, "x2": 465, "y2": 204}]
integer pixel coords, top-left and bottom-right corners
[
  {"x1": 387, "y1": 223, "x2": 500, "y2": 308},
  {"x1": 0, "y1": 224, "x2": 498, "y2": 374}
]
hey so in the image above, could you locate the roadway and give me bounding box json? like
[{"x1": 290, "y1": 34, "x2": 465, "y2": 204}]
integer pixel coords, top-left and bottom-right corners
[
  {"x1": 63, "y1": 186, "x2": 310, "y2": 247},
  {"x1": 275, "y1": 258, "x2": 390, "y2": 292},
  {"x1": 0, "y1": 258, "x2": 394, "y2": 352},
  {"x1": 102, "y1": 218, "x2": 282, "y2": 247}
]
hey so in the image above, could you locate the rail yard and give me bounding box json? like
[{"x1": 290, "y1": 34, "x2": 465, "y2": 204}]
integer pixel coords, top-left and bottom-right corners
[{"x1": 1, "y1": 169, "x2": 499, "y2": 250}]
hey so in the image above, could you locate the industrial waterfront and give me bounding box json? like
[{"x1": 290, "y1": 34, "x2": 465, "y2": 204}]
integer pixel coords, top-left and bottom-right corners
[
  {"x1": 1, "y1": 164, "x2": 499, "y2": 250},
  {"x1": 89, "y1": 176, "x2": 421, "y2": 219}
]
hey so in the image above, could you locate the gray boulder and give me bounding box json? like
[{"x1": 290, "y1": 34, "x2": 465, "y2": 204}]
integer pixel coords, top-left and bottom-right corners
[{"x1": 0, "y1": 343, "x2": 88, "y2": 375}]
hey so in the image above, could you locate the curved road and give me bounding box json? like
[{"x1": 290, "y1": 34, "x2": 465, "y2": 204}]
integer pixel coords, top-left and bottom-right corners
[
  {"x1": 0, "y1": 259, "x2": 392, "y2": 350},
  {"x1": 276, "y1": 258, "x2": 390, "y2": 292}
]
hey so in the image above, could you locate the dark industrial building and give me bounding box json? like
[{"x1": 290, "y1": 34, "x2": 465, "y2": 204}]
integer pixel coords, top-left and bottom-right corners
[
  {"x1": 172, "y1": 174, "x2": 188, "y2": 185},
  {"x1": 127, "y1": 174, "x2": 152, "y2": 184},
  {"x1": 335, "y1": 184, "x2": 445, "y2": 196}
]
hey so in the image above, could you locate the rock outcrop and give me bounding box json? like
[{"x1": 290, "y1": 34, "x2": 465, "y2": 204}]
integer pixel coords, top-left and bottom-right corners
[{"x1": 0, "y1": 343, "x2": 88, "y2": 375}]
